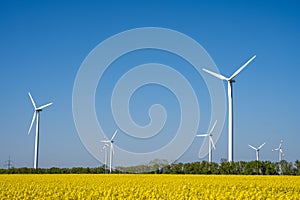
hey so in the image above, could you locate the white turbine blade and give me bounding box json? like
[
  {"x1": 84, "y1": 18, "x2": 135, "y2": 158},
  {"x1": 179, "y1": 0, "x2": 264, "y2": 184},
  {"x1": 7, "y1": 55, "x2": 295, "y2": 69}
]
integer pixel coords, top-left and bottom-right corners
[
  {"x1": 28, "y1": 111, "x2": 36, "y2": 134},
  {"x1": 101, "y1": 146, "x2": 105, "y2": 152},
  {"x1": 196, "y1": 134, "x2": 208, "y2": 137},
  {"x1": 272, "y1": 147, "x2": 279, "y2": 151},
  {"x1": 209, "y1": 136, "x2": 216, "y2": 150},
  {"x1": 280, "y1": 149, "x2": 283, "y2": 153},
  {"x1": 28, "y1": 92, "x2": 37, "y2": 109},
  {"x1": 280, "y1": 139, "x2": 284, "y2": 143},
  {"x1": 248, "y1": 144, "x2": 257, "y2": 150},
  {"x1": 37, "y1": 102, "x2": 53, "y2": 110},
  {"x1": 279, "y1": 139, "x2": 283, "y2": 148},
  {"x1": 229, "y1": 55, "x2": 256, "y2": 80},
  {"x1": 101, "y1": 140, "x2": 109, "y2": 143},
  {"x1": 102, "y1": 144, "x2": 109, "y2": 150},
  {"x1": 208, "y1": 120, "x2": 217, "y2": 135},
  {"x1": 202, "y1": 68, "x2": 228, "y2": 80},
  {"x1": 110, "y1": 129, "x2": 118, "y2": 141},
  {"x1": 258, "y1": 142, "x2": 266, "y2": 150}
]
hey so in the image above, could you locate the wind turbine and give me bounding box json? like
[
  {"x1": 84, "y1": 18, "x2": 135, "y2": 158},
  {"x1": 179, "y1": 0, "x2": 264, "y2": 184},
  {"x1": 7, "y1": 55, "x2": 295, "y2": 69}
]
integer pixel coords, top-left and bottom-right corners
[
  {"x1": 101, "y1": 143, "x2": 109, "y2": 173},
  {"x1": 272, "y1": 139, "x2": 284, "y2": 162},
  {"x1": 197, "y1": 120, "x2": 217, "y2": 163},
  {"x1": 248, "y1": 142, "x2": 265, "y2": 161},
  {"x1": 28, "y1": 92, "x2": 52, "y2": 169},
  {"x1": 203, "y1": 55, "x2": 256, "y2": 162},
  {"x1": 101, "y1": 130, "x2": 118, "y2": 173}
]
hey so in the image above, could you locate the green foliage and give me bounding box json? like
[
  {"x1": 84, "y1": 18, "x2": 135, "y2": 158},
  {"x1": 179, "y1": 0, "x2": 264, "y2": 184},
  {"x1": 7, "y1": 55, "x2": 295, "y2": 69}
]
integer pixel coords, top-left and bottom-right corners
[{"x1": 1, "y1": 160, "x2": 300, "y2": 175}]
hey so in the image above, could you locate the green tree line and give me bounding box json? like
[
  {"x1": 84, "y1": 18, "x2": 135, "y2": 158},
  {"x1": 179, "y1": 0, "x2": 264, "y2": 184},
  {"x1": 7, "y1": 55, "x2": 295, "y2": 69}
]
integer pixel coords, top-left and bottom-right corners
[{"x1": 1, "y1": 160, "x2": 300, "y2": 175}]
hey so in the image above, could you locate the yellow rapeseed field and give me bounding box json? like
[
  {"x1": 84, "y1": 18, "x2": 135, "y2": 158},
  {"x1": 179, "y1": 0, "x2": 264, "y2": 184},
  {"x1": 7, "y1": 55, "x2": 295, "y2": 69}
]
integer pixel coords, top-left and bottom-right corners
[{"x1": 0, "y1": 174, "x2": 299, "y2": 199}]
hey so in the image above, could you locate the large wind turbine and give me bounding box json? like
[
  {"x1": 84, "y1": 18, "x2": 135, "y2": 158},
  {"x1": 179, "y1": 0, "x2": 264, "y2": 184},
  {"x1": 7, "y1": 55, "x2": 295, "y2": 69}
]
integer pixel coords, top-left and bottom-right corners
[
  {"x1": 272, "y1": 139, "x2": 284, "y2": 162},
  {"x1": 248, "y1": 142, "x2": 265, "y2": 161},
  {"x1": 101, "y1": 130, "x2": 118, "y2": 173},
  {"x1": 197, "y1": 120, "x2": 217, "y2": 163},
  {"x1": 28, "y1": 92, "x2": 52, "y2": 169},
  {"x1": 203, "y1": 55, "x2": 256, "y2": 162}
]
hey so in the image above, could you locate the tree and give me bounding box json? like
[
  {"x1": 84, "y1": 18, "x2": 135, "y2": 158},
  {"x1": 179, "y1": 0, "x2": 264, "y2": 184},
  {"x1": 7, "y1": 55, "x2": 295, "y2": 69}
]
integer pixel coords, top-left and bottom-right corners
[
  {"x1": 219, "y1": 159, "x2": 230, "y2": 174},
  {"x1": 280, "y1": 160, "x2": 294, "y2": 175}
]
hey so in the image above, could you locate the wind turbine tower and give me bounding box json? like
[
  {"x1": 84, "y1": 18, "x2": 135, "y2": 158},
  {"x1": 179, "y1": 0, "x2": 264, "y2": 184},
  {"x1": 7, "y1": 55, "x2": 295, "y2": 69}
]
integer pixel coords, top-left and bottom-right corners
[
  {"x1": 203, "y1": 55, "x2": 256, "y2": 162},
  {"x1": 101, "y1": 143, "x2": 109, "y2": 173},
  {"x1": 28, "y1": 92, "x2": 52, "y2": 169}
]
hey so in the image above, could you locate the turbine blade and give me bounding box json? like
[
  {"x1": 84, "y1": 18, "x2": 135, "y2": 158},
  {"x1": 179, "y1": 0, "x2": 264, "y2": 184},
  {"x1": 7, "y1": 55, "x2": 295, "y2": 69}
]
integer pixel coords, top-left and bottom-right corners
[
  {"x1": 280, "y1": 139, "x2": 284, "y2": 143},
  {"x1": 101, "y1": 140, "x2": 109, "y2": 143},
  {"x1": 28, "y1": 111, "x2": 36, "y2": 134},
  {"x1": 279, "y1": 139, "x2": 283, "y2": 148},
  {"x1": 248, "y1": 145, "x2": 257, "y2": 150},
  {"x1": 210, "y1": 136, "x2": 216, "y2": 149},
  {"x1": 272, "y1": 147, "x2": 279, "y2": 151},
  {"x1": 202, "y1": 68, "x2": 228, "y2": 80},
  {"x1": 209, "y1": 120, "x2": 217, "y2": 135},
  {"x1": 37, "y1": 102, "x2": 53, "y2": 110},
  {"x1": 196, "y1": 134, "x2": 208, "y2": 137},
  {"x1": 102, "y1": 144, "x2": 109, "y2": 150},
  {"x1": 280, "y1": 149, "x2": 283, "y2": 153},
  {"x1": 110, "y1": 129, "x2": 118, "y2": 141},
  {"x1": 258, "y1": 142, "x2": 266, "y2": 150},
  {"x1": 229, "y1": 55, "x2": 256, "y2": 80},
  {"x1": 28, "y1": 92, "x2": 37, "y2": 109}
]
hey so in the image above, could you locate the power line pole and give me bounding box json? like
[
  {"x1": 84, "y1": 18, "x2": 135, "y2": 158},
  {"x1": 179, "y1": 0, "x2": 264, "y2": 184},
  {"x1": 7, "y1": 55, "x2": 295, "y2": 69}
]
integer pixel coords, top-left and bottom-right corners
[{"x1": 4, "y1": 156, "x2": 13, "y2": 169}]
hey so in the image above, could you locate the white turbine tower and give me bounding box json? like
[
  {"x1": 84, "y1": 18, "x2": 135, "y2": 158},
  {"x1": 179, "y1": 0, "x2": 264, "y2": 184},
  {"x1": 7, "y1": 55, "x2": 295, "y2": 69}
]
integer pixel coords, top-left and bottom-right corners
[
  {"x1": 197, "y1": 120, "x2": 217, "y2": 163},
  {"x1": 248, "y1": 142, "x2": 266, "y2": 161},
  {"x1": 28, "y1": 92, "x2": 52, "y2": 169},
  {"x1": 203, "y1": 55, "x2": 256, "y2": 162},
  {"x1": 272, "y1": 139, "x2": 284, "y2": 162},
  {"x1": 101, "y1": 143, "x2": 109, "y2": 173},
  {"x1": 101, "y1": 130, "x2": 118, "y2": 173}
]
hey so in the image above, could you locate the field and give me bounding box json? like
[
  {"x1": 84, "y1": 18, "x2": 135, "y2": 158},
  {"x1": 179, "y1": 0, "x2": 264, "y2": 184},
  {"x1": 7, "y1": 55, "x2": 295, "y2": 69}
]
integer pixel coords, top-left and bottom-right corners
[{"x1": 0, "y1": 174, "x2": 300, "y2": 199}]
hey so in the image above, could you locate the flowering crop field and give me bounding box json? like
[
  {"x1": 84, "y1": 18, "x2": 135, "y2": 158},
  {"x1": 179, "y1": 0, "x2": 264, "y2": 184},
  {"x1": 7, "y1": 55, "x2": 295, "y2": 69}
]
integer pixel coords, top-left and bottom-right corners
[{"x1": 0, "y1": 174, "x2": 299, "y2": 199}]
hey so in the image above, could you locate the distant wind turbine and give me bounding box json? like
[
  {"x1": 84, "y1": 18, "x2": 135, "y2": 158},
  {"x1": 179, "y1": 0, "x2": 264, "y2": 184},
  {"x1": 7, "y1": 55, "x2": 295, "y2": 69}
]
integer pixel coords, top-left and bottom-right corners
[
  {"x1": 101, "y1": 143, "x2": 109, "y2": 173},
  {"x1": 272, "y1": 139, "x2": 284, "y2": 162},
  {"x1": 28, "y1": 92, "x2": 52, "y2": 169},
  {"x1": 248, "y1": 142, "x2": 266, "y2": 161},
  {"x1": 197, "y1": 120, "x2": 217, "y2": 163},
  {"x1": 101, "y1": 130, "x2": 118, "y2": 173},
  {"x1": 203, "y1": 55, "x2": 256, "y2": 162}
]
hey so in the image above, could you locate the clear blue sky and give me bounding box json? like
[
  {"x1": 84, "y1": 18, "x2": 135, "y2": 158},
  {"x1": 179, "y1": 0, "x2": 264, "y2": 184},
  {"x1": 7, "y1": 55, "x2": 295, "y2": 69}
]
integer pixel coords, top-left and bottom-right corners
[{"x1": 0, "y1": 0, "x2": 299, "y2": 168}]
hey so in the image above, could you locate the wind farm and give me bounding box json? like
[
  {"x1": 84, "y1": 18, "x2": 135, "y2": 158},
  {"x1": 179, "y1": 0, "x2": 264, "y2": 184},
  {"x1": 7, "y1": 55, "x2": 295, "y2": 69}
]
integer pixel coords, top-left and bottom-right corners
[{"x1": 1, "y1": 1, "x2": 300, "y2": 199}]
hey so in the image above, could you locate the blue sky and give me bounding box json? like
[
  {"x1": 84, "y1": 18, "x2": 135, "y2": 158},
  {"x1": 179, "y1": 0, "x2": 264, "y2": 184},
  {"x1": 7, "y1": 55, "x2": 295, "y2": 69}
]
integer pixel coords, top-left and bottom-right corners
[{"x1": 0, "y1": 0, "x2": 299, "y2": 168}]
